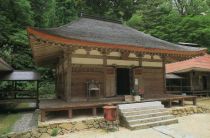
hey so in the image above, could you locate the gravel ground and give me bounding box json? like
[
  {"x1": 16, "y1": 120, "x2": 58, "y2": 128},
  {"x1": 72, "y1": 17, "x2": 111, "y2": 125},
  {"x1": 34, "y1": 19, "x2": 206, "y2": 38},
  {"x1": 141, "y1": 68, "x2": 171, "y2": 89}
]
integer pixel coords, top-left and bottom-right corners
[{"x1": 12, "y1": 103, "x2": 38, "y2": 133}]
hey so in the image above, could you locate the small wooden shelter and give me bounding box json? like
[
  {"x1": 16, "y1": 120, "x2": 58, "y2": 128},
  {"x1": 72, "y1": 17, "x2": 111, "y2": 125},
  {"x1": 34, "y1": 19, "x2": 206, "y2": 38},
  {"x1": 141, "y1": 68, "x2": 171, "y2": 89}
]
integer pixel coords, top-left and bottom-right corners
[
  {"x1": 0, "y1": 58, "x2": 40, "y2": 108},
  {"x1": 27, "y1": 17, "x2": 207, "y2": 120},
  {"x1": 166, "y1": 54, "x2": 210, "y2": 96}
]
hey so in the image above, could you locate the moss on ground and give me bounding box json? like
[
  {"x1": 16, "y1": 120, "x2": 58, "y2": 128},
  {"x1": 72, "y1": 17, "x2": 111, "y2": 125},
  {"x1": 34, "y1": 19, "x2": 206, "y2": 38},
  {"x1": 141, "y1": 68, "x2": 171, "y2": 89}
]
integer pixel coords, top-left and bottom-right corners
[
  {"x1": 0, "y1": 113, "x2": 21, "y2": 136},
  {"x1": 0, "y1": 103, "x2": 32, "y2": 136}
]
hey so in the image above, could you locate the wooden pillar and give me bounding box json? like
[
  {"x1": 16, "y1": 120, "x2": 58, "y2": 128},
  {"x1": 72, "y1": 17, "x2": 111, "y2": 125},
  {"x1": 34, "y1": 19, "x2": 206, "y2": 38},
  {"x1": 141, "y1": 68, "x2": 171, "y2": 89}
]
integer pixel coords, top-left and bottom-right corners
[
  {"x1": 14, "y1": 81, "x2": 17, "y2": 99},
  {"x1": 61, "y1": 57, "x2": 65, "y2": 98},
  {"x1": 68, "y1": 109, "x2": 72, "y2": 119},
  {"x1": 55, "y1": 64, "x2": 59, "y2": 98},
  {"x1": 162, "y1": 56, "x2": 166, "y2": 94},
  {"x1": 190, "y1": 71, "x2": 194, "y2": 95},
  {"x1": 168, "y1": 99, "x2": 172, "y2": 107},
  {"x1": 64, "y1": 49, "x2": 72, "y2": 102},
  {"x1": 92, "y1": 107, "x2": 97, "y2": 116},
  {"x1": 180, "y1": 79, "x2": 183, "y2": 93},
  {"x1": 179, "y1": 98, "x2": 184, "y2": 106},
  {"x1": 41, "y1": 110, "x2": 46, "y2": 122},
  {"x1": 193, "y1": 97, "x2": 197, "y2": 105},
  {"x1": 139, "y1": 53, "x2": 142, "y2": 67},
  {"x1": 36, "y1": 81, "x2": 39, "y2": 109},
  {"x1": 103, "y1": 51, "x2": 107, "y2": 98}
]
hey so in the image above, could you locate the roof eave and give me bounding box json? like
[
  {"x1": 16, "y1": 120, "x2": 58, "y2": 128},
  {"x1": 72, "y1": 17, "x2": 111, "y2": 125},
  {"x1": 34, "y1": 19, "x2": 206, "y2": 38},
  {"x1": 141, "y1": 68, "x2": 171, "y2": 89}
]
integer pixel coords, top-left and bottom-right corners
[{"x1": 27, "y1": 27, "x2": 207, "y2": 57}]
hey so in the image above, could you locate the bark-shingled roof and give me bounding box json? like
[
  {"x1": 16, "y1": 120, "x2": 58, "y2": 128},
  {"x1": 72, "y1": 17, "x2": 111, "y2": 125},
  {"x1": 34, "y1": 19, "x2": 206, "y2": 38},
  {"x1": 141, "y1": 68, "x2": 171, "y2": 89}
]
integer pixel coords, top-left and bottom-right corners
[{"x1": 35, "y1": 18, "x2": 205, "y2": 52}]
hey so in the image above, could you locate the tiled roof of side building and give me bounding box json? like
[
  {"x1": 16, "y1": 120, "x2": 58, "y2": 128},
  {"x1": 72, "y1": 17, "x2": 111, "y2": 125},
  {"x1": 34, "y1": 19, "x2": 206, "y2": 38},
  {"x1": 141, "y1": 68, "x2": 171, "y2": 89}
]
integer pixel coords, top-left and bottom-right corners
[
  {"x1": 166, "y1": 54, "x2": 210, "y2": 73},
  {"x1": 32, "y1": 18, "x2": 205, "y2": 52}
]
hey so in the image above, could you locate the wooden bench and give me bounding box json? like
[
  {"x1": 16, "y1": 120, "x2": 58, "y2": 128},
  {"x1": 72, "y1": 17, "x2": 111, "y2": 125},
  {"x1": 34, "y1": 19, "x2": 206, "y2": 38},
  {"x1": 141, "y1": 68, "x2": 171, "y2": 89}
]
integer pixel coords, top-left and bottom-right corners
[
  {"x1": 166, "y1": 96, "x2": 196, "y2": 107},
  {"x1": 146, "y1": 94, "x2": 197, "y2": 108},
  {"x1": 192, "y1": 91, "x2": 210, "y2": 97}
]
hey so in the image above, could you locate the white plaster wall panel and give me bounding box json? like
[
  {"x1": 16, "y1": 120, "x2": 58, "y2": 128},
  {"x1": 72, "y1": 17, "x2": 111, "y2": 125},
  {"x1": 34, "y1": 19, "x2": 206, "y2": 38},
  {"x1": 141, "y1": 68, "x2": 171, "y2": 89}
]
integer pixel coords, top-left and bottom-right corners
[
  {"x1": 143, "y1": 54, "x2": 151, "y2": 59},
  {"x1": 153, "y1": 55, "x2": 161, "y2": 60},
  {"x1": 74, "y1": 49, "x2": 87, "y2": 54},
  {"x1": 72, "y1": 57, "x2": 103, "y2": 65},
  {"x1": 129, "y1": 53, "x2": 137, "y2": 58},
  {"x1": 89, "y1": 50, "x2": 102, "y2": 55},
  {"x1": 142, "y1": 61, "x2": 162, "y2": 67},
  {"x1": 108, "y1": 52, "x2": 121, "y2": 57}
]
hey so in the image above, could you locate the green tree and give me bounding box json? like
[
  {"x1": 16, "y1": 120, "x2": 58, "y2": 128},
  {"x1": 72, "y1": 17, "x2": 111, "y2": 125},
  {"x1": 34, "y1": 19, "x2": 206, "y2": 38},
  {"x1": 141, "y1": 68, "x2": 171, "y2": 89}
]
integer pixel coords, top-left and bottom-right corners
[
  {"x1": 173, "y1": 0, "x2": 209, "y2": 16},
  {"x1": 54, "y1": 0, "x2": 78, "y2": 26},
  {"x1": 30, "y1": 0, "x2": 55, "y2": 27}
]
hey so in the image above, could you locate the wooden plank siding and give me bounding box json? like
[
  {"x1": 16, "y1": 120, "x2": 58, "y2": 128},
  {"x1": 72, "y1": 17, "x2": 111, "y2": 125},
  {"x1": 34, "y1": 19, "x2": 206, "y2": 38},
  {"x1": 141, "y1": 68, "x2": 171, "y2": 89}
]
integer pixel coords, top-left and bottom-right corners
[
  {"x1": 53, "y1": 46, "x2": 166, "y2": 101},
  {"x1": 142, "y1": 67, "x2": 164, "y2": 98},
  {"x1": 71, "y1": 67, "x2": 105, "y2": 98}
]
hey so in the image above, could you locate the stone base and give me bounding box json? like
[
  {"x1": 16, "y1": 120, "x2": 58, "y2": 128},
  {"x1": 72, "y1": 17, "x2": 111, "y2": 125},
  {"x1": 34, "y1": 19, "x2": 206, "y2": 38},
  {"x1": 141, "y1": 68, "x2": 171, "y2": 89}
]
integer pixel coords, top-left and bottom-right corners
[
  {"x1": 170, "y1": 106, "x2": 209, "y2": 117},
  {"x1": 5, "y1": 117, "x2": 119, "y2": 138}
]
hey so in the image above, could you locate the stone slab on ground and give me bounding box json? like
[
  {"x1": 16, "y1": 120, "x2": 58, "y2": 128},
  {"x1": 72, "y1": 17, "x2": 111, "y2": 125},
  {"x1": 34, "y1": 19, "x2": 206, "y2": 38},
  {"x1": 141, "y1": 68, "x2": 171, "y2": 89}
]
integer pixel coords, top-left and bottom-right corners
[
  {"x1": 153, "y1": 126, "x2": 194, "y2": 138},
  {"x1": 57, "y1": 127, "x2": 170, "y2": 138}
]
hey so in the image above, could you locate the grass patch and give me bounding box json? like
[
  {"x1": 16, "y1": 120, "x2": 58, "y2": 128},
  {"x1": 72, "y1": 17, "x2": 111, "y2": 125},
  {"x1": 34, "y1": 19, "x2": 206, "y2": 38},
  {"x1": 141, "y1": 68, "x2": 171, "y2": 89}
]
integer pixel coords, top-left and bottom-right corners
[
  {"x1": 0, "y1": 113, "x2": 21, "y2": 136},
  {"x1": 16, "y1": 103, "x2": 30, "y2": 109}
]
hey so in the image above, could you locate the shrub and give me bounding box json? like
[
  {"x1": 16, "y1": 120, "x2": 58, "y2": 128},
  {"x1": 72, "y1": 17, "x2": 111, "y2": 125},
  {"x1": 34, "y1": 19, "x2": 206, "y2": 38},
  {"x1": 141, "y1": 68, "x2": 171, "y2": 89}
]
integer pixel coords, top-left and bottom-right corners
[{"x1": 51, "y1": 128, "x2": 58, "y2": 137}]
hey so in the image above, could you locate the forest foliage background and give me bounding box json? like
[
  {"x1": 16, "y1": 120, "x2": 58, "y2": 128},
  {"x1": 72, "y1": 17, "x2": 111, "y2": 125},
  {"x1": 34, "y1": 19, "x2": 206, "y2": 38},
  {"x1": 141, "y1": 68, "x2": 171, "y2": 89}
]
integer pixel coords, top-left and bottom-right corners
[{"x1": 1, "y1": 0, "x2": 210, "y2": 96}]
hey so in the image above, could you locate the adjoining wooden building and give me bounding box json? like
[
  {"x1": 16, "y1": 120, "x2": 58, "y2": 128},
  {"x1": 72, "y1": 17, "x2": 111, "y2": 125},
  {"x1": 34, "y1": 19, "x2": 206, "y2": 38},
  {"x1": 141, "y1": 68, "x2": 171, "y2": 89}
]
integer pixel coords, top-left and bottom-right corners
[
  {"x1": 27, "y1": 17, "x2": 207, "y2": 120},
  {"x1": 166, "y1": 54, "x2": 210, "y2": 96}
]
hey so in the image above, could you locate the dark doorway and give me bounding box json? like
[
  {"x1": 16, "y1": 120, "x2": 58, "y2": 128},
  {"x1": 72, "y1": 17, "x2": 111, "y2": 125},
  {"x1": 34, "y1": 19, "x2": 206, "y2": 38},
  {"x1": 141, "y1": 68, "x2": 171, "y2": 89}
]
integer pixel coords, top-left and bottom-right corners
[
  {"x1": 116, "y1": 68, "x2": 130, "y2": 95},
  {"x1": 202, "y1": 76, "x2": 207, "y2": 90}
]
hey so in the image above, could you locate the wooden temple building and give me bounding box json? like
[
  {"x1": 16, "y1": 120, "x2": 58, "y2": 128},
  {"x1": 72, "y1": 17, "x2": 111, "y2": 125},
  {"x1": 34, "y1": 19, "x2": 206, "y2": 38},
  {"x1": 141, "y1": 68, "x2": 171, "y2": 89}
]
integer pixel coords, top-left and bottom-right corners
[
  {"x1": 27, "y1": 17, "x2": 207, "y2": 121},
  {"x1": 166, "y1": 54, "x2": 210, "y2": 96}
]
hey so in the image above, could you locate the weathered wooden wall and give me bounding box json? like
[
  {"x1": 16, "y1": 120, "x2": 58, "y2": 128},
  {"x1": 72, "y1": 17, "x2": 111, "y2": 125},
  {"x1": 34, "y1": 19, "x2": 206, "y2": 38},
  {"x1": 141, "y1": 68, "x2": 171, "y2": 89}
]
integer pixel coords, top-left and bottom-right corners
[
  {"x1": 54, "y1": 47, "x2": 166, "y2": 101},
  {"x1": 71, "y1": 66, "x2": 104, "y2": 98},
  {"x1": 142, "y1": 67, "x2": 164, "y2": 98},
  {"x1": 193, "y1": 72, "x2": 210, "y2": 90}
]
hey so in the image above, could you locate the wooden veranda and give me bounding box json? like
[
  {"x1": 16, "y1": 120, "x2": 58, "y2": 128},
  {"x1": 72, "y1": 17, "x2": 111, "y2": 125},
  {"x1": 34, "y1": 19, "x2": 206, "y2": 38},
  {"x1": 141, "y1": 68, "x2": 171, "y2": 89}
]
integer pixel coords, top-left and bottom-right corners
[{"x1": 39, "y1": 94, "x2": 196, "y2": 122}]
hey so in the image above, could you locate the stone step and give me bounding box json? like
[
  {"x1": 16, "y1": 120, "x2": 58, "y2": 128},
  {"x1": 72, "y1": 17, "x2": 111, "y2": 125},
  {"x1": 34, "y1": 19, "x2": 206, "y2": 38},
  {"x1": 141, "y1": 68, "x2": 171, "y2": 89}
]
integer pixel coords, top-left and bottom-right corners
[
  {"x1": 125, "y1": 111, "x2": 171, "y2": 120},
  {"x1": 128, "y1": 115, "x2": 175, "y2": 125},
  {"x1": 129, "y1": 118, "x2": 178, "y2": 130},
  {"x1": 122, "y1": 108, "x2": 167, "y2": 116},
  {"x1": 118, "y1": 101, "x2": 164, "y2": 112},
  {"x1": 120, "y1": 106, "x2": 165, "y2": 113}
]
